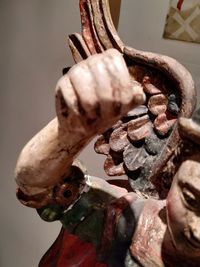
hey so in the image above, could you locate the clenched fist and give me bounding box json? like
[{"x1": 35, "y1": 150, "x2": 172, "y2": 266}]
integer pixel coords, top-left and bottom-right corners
[
  {"x1": 15, "y1": 49, "x2": 145, "y2": 204},
  {"x1": 56, "y1": 49, "x2": 145, "y2": 136}
]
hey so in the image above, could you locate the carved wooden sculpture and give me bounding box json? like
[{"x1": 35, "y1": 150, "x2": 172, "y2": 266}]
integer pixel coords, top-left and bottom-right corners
[{"x1": 15, "y1": 1, "x2": 199, "y2": 266}]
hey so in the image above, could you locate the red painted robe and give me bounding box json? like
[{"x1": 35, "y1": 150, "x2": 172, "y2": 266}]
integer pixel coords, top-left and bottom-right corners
[{"x1": 39, "y1": 227, "x2": 107, "y2": 267}]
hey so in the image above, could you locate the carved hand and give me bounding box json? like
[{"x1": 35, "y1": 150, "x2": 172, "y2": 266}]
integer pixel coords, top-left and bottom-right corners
[
  {"x1": 15, "y1": 49, "x2": 145, "y2": 206},
  {"x1": 56, "y1": 49, "x2": 145, "y2": 136}
]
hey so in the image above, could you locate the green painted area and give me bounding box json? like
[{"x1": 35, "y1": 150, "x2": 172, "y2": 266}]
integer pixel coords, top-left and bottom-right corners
[
  {"x1": 75, "y1": 210, "x2": 104, "y2": 248},
  {"x1": 61, "y1": 188, "x2": 115, "y2": 248},
  {"x1": 37, "y1": 204, "x2": 64, "y2": 222}
]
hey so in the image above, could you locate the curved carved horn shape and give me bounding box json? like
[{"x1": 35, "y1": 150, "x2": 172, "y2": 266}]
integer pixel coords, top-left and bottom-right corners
[
  {"x1": 69, "y1": 0, "x2": 124, "y2": 63},
  {"x1": 68, "y1": 33, "x2": 91, "y2": 63}
]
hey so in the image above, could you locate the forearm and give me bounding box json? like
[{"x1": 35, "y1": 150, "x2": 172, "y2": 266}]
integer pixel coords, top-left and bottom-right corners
[
  {"x1": 16, "y1": 118, "x2": 87, "y2": 186},
  {"x1": 15, "y1": 118, "x2": 92, "y2": 208}
]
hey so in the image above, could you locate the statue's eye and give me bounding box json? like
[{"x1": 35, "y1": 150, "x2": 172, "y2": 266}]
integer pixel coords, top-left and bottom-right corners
[{"x1": 182, "y1": 188, "x2": 199, "y2": 210}]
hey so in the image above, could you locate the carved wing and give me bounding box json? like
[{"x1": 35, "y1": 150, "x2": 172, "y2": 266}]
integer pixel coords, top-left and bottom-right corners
[{"x1": 68, "y1": 0, "x2": 196, "y2": 198}]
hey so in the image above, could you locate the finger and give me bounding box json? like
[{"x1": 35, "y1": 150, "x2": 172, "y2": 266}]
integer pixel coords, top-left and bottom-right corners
[
  {"x1": 104, "y1": 49, "x2": 130, "y2": 93},
  {"x1": 104, "y1": 49, "x2": 145, "y2": 112},
  {"x1": 68, "y1": 61, "x2": 99, "y2": 120},
  {"x1": 55, "y1": 74, "x2": 79, "y2": 124},
  {"x1": 87, "y1": 52, "x2": 116, "y2": 119},
  {"x1": 101, "y1": 49, "x2": 128, "y2": 115},
  {"x1": 121, "y1": 81, "x2": 146, "y2": 114}
]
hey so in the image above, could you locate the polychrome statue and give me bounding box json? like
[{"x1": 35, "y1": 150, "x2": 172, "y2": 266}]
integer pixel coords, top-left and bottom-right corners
[{"x1": 15, "y1": 1, "x2": 199, "y2": 266}]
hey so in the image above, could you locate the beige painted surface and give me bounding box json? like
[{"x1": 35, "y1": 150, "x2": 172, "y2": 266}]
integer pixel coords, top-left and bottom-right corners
[{"x1": 0, "y1": 1, "x2": 200, "y2": 267}]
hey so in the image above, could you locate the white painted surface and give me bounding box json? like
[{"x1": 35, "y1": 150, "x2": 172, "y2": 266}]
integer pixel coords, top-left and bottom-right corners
[{"x1": 0, "y1": 1, "x2": 199, "y2": 266}]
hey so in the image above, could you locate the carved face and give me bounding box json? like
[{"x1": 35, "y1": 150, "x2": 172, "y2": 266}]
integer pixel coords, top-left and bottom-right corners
[{"x1": 167, "y1": 154, "x2": 200, "y2": 257}]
